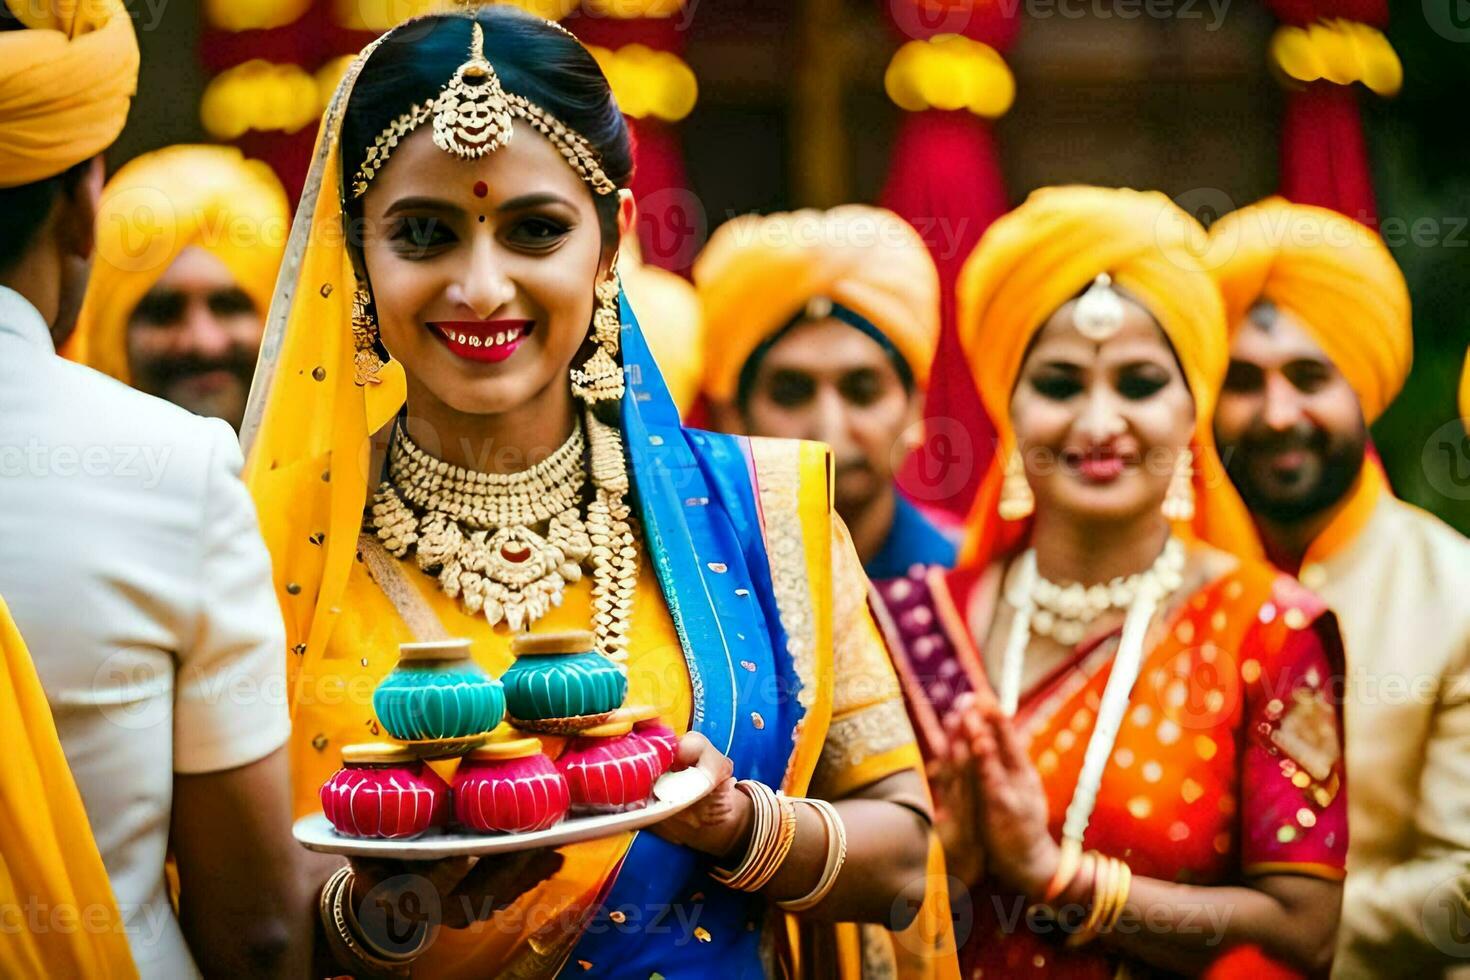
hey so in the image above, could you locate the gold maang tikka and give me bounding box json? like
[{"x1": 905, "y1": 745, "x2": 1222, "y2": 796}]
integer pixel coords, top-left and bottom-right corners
[{"x1": 353, "y1": 20, "x2": 617, "y2": 198}]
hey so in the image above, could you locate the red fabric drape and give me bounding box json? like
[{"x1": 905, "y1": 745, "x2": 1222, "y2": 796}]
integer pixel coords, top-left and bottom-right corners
[
  {"x1": 881, "y1": 2, "x2": 1021, "y2": 518},
  {"x1": 1265, "y1": 0, "x2": 1390, "y2": 224},
  {"x1": 570, "y1": 8, "x2": 696, "y2": 274},
  {"x1": 1279, "y1": 82, "x2": 1378, "y2": 226}
]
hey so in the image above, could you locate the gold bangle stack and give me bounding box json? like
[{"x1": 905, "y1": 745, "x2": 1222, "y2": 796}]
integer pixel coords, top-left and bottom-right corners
[
  {"x1": 1067, "y1": 851, "x2": 1132, "y2": 947},
  {"x1": 711, "y1": 780, "x2": 797, "y2": 893},
  {"x1": 776, "y1": 798, "x2": 848, "y2": 913},
  {"x1": 319, "y1": 867, "x2": 428, "y2": 979}
]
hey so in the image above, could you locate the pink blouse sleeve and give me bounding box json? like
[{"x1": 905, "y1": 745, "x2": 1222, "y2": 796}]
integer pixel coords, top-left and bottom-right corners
[{"x1": 1238, "y1": 577, "x2": 1350, "y2": 880}]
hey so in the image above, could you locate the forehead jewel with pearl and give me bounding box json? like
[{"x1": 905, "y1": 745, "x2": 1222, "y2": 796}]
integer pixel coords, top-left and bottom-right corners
[{"x1": 352, "y1": 20, "x2": 617, "y2": 199}]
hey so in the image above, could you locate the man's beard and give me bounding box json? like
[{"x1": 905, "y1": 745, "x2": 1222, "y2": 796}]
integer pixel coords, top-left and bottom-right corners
[
  {"x1": 133, "y1": 349, "x2": 258, "y2": 427},
  {"x1": 1221, "y1": 421, "x2": 1367, "y2": 525}
]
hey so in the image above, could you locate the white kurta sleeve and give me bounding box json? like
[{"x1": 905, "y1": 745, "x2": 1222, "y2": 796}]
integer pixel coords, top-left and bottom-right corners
[{"x1": 173, "y1": 420, "x2": 291, "y2": 774}]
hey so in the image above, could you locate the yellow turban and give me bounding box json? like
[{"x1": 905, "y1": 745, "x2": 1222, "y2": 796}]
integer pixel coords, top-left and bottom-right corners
[
  {"x1": 955, "y1": 185, "x2": 1249, "y2": 562},
  {"x1": 618, "y1": 237, "x2": 702, "y2": 418},
  {"x1": 0, "y1": 0, "x2": 139, "y2": 187},
  {"x1": 694, "y1": 205, "x2": 940, "y2": 403},
  {"x1": 67, "y1": 145, "x2": 290, "y2": 384},
  {"x1": 1207, "y1": 197, "x2": 1412, "y2": 424}
]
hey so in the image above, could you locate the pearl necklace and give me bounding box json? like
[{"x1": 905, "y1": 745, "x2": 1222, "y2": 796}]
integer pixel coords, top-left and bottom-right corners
[
  {"x1": 998, "y1": 536, "x2": 1182, "y2": 849},
  {"x1": 1012, "y1": 537, "x2": 1185, "y2": 648},
  {"x1": 370, "y1": 410, "x2": 638, "y2": 662}
]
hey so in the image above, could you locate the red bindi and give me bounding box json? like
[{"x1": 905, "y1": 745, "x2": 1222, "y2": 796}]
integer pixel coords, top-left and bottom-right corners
[{"x1": 472, "y1": 180, "x2": 488, "y2": 198}]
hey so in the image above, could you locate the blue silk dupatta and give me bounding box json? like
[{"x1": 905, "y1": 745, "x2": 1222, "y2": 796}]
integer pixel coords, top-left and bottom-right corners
[{"x1": 565, "y1": 295, "x2": 810, "y2": 977}]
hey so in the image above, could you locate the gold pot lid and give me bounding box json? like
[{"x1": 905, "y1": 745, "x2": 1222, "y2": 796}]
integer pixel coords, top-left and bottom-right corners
[
  {"x1": 511, "y1": 630, "x2": 596, "y2": 657},
  {"x1": 341, "y1": 741, "x2": 418, "y2": 765},
  {"x1": 619, "y1": 704, "x2": 660, "y2": 724},
  {"x1": 466, "y1": 737, "x2": 544, "y2": 762},
  {"x1": 577, "y1": 718, "x2": 634, "y2": 739},
  {"x1": 397, "y1": 638, "x2": 473, "y2": 663}
]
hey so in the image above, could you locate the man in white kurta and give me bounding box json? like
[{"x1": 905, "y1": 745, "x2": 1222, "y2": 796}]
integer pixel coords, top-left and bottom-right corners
[
  {"x1": 1210, "y1": 198, "x2": 1470, "y2": 978},
  {"x1": 0, "y1": 286, "x2": 295, "y2": 975},
  {"x1": 0, "y1": 3, "x2": 296, "y2": 975}
]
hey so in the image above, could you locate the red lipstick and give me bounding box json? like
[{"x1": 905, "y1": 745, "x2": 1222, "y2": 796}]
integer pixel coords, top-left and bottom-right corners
[
  {"x1": 1064, "y1": 443, "x2": 1136, "y2": 485},
  {"x1": 428, "y1": 319, "x2": 534, "y2": 364}
]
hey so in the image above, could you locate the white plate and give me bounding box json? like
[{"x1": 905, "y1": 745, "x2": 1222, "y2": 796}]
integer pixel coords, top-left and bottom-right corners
[{"x1": 293, "y1": 767, "x2": 714, "y2": 861}]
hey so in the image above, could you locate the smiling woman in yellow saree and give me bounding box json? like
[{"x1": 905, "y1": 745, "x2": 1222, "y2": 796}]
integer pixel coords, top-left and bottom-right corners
[{"x1": 240, "y1": 7, "x2": 951, "y2": 978}]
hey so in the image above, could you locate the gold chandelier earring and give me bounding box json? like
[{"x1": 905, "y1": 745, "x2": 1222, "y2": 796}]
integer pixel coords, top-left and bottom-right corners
[
  {"x1": 351, "y1": 280, "x2": 384, "y2": 386},
  {"x1": 999, "y1": 447, "x2": 1035, "y2": 521},
  {"x1": 567, "y1": 269, "x2": 637, "y2": 662},
  {"x1": 571, "y1": 273, "x2": 625, "y2": 406},
  {"x1": 1162, "y1": 448, "x2": 1195, "y2": 522}
]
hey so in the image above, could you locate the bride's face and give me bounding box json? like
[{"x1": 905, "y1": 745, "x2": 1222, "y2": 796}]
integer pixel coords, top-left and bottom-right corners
[{"x1": 359, "y1": 123, "x2": 611, "y2": 416}]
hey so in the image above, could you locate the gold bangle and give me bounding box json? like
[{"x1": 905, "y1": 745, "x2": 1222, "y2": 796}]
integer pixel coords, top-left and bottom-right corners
[
  {"x1": 340, "y1": 869, "x2": 433, "y2": 963},
  {"x1": 1041, "y1": 836, "x2": 1085, "y2": 904},
  {"x1": 713, "y1": 780, "x2": 782, "y2": 892},
  {"x1": 319, "y1": 869, "x2": 410, "y2": 979},
  {"x1": 1101, "y1": 859, "x2": 1132, "y2": 933},
  {"x1": 742, "y1": 793, "x2": 797, "y2": 893},
  {"x1": 1068, "y1": 852, "x2": 1112, "y2": 947},
  {"x1": 776, "y1": 798, "x2": 847, "y2": 913}
]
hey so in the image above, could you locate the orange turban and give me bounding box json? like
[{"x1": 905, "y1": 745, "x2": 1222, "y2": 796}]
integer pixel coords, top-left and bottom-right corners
[
  {"x1": 1207, "y1": 197, "x2": 1412, "y2": 424},
  {"x1": 67, "y1": 145, "x2": 289, "y2": 384},
  {"x1": 618, "y1": 237, "x2": 702, "y2": 418},
  {"x1": 694, "y1": 205, "x2": 940, "y2": 403},
  {"x1": 0, "y1": 0, "x2": 139, "y2": 187},
  {"x1": 955, "y1": 185, "x2": 1250, "y2": 563},
  {"x1": 1461, "y1": 346, "x2": 1470, "y2": 429}
]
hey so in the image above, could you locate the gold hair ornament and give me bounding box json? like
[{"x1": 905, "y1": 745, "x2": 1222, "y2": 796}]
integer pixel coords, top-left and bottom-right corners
[{"x1": 353, "y1": 20, "x2": 617, "y2": 198}]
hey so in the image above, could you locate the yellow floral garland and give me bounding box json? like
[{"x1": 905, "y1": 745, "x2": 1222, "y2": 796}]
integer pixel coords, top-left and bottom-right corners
[
  {"x1": 1270, "y1": 18, "x2": 1402, "y2": 97},
  {"x1": 587, "y1": 43, "x2": 697, "y2": 122},
  {"x1": 884, "y1": 33, "x2": 1014, "y2": 118}
]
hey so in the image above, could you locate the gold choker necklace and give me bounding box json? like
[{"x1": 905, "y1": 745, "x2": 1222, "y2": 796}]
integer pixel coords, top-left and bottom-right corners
[{"x1": 370, "y1": 411, "x2": 638, "y2": 662}]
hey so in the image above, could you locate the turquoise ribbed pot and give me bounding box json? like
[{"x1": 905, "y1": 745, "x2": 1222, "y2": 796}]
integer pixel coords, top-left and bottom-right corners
[
  {"x1": 373, "y1": 660, "x2": 505, "y2": 742},
  {"x1": 502, "y1": 651, "x2": 627, "y2": 722}
]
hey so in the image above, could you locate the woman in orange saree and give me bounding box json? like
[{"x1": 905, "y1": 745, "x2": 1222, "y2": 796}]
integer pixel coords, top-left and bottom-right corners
[{"x1": 871, "y1": 186, "x2": 1349, "y2": 978}]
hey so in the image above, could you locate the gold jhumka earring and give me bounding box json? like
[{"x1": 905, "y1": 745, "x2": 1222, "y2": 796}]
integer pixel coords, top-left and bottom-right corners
[
  {"x1": 999, "y1": 448, "x2": 1035, "y2": 521},
  {"x1": 351, "y1": 281, "x2": 384, "y2": 386},
  {"x1": 571, "y1": 273, "x2": 625, "y2": 405},
  {"x1": 1162, "y1": 448, "x2": 1195, "y2": 522}
]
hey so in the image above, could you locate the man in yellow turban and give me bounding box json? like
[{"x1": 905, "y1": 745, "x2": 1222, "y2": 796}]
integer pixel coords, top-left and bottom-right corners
[
  {"x1": 66, "y1": 144, "x2": 289, "y2": 431},
  {"x1": 695, "y1": 205, "x2": 956, "y2": 578},
  {"x1": 0, "y1": 4, "x2": 306, "y2": 976},
  {"x1": 1209, "y1": 197, "x2": 1470, "y2": 978}
]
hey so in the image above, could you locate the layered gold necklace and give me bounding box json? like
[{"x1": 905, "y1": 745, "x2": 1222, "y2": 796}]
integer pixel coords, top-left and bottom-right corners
[{"x1": 370, "y1": 410, "x2": 638, "y2": 661}]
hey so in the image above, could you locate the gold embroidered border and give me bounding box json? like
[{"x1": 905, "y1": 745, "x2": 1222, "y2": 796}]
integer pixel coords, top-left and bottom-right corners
[
  {"x1": 817, "y1": 698, "x2": 915, "y2": 777},
  {"x1": 748, "y1": 438, "x2": 819, "y2": 716}
]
